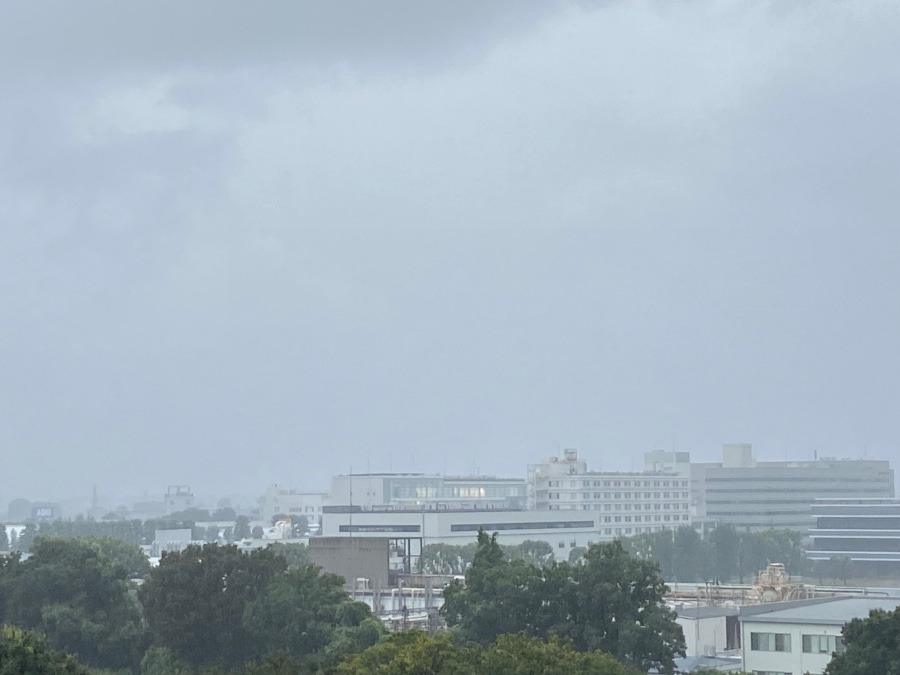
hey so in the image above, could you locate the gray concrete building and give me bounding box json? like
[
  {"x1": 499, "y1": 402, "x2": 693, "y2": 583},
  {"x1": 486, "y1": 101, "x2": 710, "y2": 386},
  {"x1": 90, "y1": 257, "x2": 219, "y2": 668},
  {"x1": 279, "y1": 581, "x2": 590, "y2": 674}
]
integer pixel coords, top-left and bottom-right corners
[
  {"x1": 808, "y1": 498, "x2": 900, "y2": 574},
  {"x1": 647, "y1": 445, "x2": 894, "y2": 532},
  {"x1": 692, "y1": 446, "x2": 893, "y2": 531}
]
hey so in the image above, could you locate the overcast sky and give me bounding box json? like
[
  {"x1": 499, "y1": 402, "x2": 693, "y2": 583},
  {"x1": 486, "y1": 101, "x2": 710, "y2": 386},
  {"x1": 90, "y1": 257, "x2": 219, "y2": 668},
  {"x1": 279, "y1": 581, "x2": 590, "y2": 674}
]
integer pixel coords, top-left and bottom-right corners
[{"x1": 2, "y1": 1, "x2": 899, "y2": 507}]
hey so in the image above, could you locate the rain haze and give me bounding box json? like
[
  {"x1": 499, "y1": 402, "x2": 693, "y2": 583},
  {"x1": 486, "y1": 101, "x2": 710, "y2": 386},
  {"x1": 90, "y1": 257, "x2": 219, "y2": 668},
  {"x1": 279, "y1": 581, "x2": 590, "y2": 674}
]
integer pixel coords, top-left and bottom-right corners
[{"x1": 2, "y1": 2, "x2": 899, "y2": 507}]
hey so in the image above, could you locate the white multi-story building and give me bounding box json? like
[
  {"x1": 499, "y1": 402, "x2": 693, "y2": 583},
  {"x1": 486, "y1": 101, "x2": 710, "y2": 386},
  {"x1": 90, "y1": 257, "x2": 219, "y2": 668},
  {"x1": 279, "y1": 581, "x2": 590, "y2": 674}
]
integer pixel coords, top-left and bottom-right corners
[
  {"x1": 528, "y1": 449, "x2": 691, "y2": 537},
  {"x1": 740, "y1": 597, "x2": 900, "y2": 675},
  {"x1": 328, "y1": 473, "x2": 527, "y2": 511},
  {"x1": 320, "y1": 507, "x2": 606, "y2": 559},
  {"x1": 259, "y1": 486, "x2": 328, "y2": 526}
]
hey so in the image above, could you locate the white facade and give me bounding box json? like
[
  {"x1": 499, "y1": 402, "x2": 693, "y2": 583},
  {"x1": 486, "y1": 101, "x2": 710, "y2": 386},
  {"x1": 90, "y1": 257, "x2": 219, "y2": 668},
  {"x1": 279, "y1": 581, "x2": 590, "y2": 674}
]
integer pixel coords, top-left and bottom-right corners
[
  {"x1": 164, "y1": 485, "x2": 194, "y2": 514},
  {"x1": 329, "y1": 473, "x2": 527, "y2": 510},
  {"x1": 321, "y1": 508, "x2": 608, "y2": 556},
  {"x1": 675, "y1": 606, "x2": 739, "y2": 658},
  {"x1": 528, "y1": 450, "x2": 691, "y2": 536},
  {"x1": 260, "y1": 486, "x2": 327, "y2": 525},
  {"x1": 740, "y1": 598, "x2": 900, "y2": 675}
]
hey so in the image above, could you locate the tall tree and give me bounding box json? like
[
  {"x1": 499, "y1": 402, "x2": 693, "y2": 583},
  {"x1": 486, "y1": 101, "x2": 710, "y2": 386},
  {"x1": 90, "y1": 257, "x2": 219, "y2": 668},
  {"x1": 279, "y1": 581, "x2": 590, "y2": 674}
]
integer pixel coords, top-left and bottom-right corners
[
  {"x1": 139, "y1": 543, "x2": 286, "y2": 668},
  {"x1": 0, "y1": 537, "x2": 145, "y2": 670},
  {"x1": 442, "y1": 530, "x2": 544, "y2": 644},
  {"x1": 552, "y1": 541, "x2": 685, "y2": 674},
  {"x1": 825, "y1": 606, "x2": 900, "y2": 675},
  {"x1": 234, "y1": 515, "x2": 251, "y2": 540},
  {"x1": 709, "y1": 525, "x2": 740, "y2": 582},
  {"x1": 443, "y1": 533, "x2": 685, "y2": 674},
  {"x1": 243, "y1": 563, "x2": 381, "y2": 664}
]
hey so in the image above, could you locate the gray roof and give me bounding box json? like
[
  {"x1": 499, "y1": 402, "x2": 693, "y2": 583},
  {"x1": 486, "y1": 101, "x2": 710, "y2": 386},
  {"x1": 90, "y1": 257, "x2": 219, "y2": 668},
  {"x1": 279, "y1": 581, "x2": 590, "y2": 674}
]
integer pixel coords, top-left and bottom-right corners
[
  {"x1": 741, "y1": 598, "x2": 900, "y2": 626},
  {"x1": 676, "y1": 605, "x2": 739, "y2": 619}
]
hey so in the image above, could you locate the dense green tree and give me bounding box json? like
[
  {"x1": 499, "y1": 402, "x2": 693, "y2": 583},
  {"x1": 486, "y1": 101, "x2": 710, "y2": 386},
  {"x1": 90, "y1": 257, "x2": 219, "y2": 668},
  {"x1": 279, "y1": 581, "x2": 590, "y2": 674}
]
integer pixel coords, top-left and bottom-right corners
[
  {"x1": 442, "y1": 531, "x2": 544, "y2": 644},
  {"x1": 825, "y1": 606, "x2": 900, "y2": 675},
  {"x1": 480, "y1": 633, "x2": 641, "y2": 675},
  {"x1": 252, "y1": 525, "x2": 265, "y2": 539},
  {"x1": 0, "y1": 537, "x2": 145, "y2": 670},
  {"x1": 337, "y1": 630, "x2": 477, "y2": 675},
  {"x1": 551, "y1": 541, "x2": 685, "y2": 673},
  {"x1": 78, "y1": 535, "x2": 151, "y2": 577},
  {"x1": 443, "y1": 532, "x2": 685, "y2": 673},
  {"x1": 420, "y1": 543, "x2": 477, "y2": 575},
  {"x1": 212, "y1": 507, "x2": 238, "y2": 521},
  {"x1": 0, "y1": 525, "x2": 7, "y2": 552},
  {"x1": 140, "y1": 543, "x2": 287, "y2": 668},
  {"x1": 503, "y1": 540, "x2": 554, "y2": 567},
  {"x1": 139, "y1": 646, "x2": 191, "y2": 675},
  {"x1": 672, "y1": 526, "x2": 705, "y2": 581},
  {"x1": 234, "y1": 516, "x2": 252, "y2": 540},
  {"x1": 708, "y1": 524, "x2": 740, "y2": 581},
  {"x1": 0, "y1": 624, "x2": 90, "y2": 674},
  {"x1": 167, "y1": 507, "x2": 212, "y2": 522},
  {"x1": 268, "y1": 542, "x2": 310, "y2": 568},
  {"x1": 337, "y1": 631, "x2": 641, "y2": 675},
  {"x1": 243, "y1": 563, "x2": 381, "y2": 663},
  {"x1": 568, "y1": 546, "x2": 588, "y2": 563}
]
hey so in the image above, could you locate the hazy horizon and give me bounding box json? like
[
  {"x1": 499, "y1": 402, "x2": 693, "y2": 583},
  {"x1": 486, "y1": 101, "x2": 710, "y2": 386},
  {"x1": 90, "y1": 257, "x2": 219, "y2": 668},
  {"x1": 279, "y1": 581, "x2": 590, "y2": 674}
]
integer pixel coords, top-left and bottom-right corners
[{"x1": 3, "y1": 2, "x2": 900, "y2": 507}]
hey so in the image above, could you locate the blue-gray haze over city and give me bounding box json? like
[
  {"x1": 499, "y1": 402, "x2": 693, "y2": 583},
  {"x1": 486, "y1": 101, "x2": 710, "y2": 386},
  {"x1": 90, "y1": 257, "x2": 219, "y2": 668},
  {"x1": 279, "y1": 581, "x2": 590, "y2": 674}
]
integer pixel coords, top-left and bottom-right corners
[{"x1": 2, "y1": 1, "x2": 899, "y2": 507}]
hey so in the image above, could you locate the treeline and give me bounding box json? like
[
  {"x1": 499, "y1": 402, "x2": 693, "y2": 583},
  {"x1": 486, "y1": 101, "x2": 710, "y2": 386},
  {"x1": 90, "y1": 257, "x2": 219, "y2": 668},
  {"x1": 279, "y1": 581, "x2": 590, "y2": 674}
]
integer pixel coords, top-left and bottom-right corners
[
  {"x1": 420, "y1": 539, "x2": 556, "y2": 575},
  {"x1": 422, "y1": 526, "x2": 809, "y2": 583},
  {"x1": 618, "y1": 525, "x2": 808, "y2": 583},
  {"x1": 442, "y1": 531, "x2": 685, "y2": 674},
  {"x1": 0, "y1": 536, "x2": 377, "y2": 673},
  {"x1": 0, "y1": 532, "x2": 686, "y2": 674},
  {"x1": 0, "y1": 513, "x2": 265, "y2": 553}
]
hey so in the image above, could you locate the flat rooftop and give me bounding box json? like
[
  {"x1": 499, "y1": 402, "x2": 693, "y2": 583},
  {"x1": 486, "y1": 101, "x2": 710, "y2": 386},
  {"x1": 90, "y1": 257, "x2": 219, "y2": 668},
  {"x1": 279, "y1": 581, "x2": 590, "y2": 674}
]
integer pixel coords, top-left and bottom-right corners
[{"x1": 741, "y1": 598, "x2": 900, "y2": 625}]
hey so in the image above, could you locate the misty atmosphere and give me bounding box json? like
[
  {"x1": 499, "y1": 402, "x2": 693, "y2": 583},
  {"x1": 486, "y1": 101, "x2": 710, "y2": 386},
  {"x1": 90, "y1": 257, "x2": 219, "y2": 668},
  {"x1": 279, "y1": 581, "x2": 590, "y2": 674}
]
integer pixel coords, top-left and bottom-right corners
[
  {"x1": 3, "y1": 3, "x2": 900, "y2": 674},
  {"x1": 3, "y1": 1, "x2": 899, "y2": 508}
]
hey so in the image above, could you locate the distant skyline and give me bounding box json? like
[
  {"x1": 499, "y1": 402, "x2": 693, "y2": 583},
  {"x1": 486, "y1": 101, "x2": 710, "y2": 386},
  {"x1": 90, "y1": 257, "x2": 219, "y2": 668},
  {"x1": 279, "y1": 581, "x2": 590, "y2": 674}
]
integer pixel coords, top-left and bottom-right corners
[{"x1": 2, "y1": 2, "x2": 900, "y2": 503}]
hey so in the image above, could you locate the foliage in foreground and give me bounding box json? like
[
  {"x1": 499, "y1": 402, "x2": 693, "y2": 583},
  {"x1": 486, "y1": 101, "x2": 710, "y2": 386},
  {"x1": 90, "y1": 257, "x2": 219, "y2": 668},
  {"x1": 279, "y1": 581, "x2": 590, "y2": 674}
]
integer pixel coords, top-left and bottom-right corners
[
  {"x1": 0, "y1": 624, "x2": 90, "y2": 674},
  {"x1": 442, "y1": 531, "x2": 685, "y2": 674},
  {"x1": 337, "y1": 631, "x2": 641, "y2": 675},
  {"x1": 825, "y1": 605, "x2": 900, "y2": 675}
]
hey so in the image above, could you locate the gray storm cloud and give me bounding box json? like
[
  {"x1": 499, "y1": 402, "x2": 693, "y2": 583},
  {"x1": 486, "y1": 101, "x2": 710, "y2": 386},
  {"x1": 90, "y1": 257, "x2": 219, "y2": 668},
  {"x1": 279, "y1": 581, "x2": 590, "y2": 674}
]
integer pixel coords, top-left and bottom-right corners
[{"x1": 1, "y1": 1, "x2": 899, "y2": 506}]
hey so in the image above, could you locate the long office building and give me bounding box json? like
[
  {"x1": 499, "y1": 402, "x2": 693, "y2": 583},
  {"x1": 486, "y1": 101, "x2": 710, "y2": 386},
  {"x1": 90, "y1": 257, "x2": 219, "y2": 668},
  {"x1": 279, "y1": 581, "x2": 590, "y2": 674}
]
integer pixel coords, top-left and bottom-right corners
[
  {"x1": 528, "y1": 449, "x2": 691, "y2": 536},
  {"x1": 648, "y1": 444, "x2": 894, "y2": 532},
  {"x1": 808, "y1": 498, "x2": 900, "y2": 574},
  {"x1": 329, "y1": 472, "x2": 528, "y2": 511}
]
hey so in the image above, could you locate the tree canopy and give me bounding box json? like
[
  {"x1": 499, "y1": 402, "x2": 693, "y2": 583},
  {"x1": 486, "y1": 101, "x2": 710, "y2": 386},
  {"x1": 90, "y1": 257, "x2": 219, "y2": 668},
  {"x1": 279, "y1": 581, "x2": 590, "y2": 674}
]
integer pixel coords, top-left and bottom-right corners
[
  {"x1": 337, "y1": 630, "x2": 641, "y2": 675},
  {"x1": 0, "y1": 537, "x2": 144, "y2": 670},
  {"x1": 442, "y1": 530, "x2": 685, "y2": 674},
  {"x1": 0, "y1": 624, "x2": 90, "y2": 675},
  {"x1": 825, "y1": 605, "x2": 900, "y2": 675}
]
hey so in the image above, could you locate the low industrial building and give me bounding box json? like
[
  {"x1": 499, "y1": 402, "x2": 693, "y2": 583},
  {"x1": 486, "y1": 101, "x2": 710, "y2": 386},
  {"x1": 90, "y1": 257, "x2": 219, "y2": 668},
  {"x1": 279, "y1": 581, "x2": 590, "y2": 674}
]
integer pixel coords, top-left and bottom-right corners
[
  {"x1": 320, "y1": 506, "x2": 608, "y2": 565},
  {"x1": 740, "y1": 597, "x2": 900, "y2": 674},
  {"x1": 674, "y1": 605, "x2": 740, "y2": 658}
]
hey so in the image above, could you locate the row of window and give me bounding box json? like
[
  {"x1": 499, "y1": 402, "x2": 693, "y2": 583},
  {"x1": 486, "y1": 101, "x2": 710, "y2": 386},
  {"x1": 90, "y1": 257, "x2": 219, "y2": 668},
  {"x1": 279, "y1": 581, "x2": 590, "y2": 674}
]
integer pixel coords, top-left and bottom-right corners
[
  {"x1": 750, "y1": 632, "x2": 845, "y2": 655},
  {"x1": 545, "y1": 480, "x2": 688, "y2": 488},
  {"x1": 543, "y1": 495, "x2": 689, "y2": 510}
]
